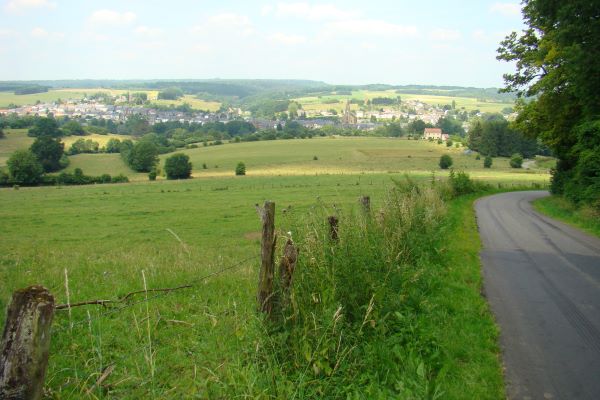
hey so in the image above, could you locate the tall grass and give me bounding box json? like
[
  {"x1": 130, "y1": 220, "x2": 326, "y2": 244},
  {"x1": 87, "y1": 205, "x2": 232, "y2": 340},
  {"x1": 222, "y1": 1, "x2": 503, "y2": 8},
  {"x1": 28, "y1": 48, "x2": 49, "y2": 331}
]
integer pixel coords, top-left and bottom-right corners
[{"x1": 257, "y1": 178, "x2": 455, "y2": 398}]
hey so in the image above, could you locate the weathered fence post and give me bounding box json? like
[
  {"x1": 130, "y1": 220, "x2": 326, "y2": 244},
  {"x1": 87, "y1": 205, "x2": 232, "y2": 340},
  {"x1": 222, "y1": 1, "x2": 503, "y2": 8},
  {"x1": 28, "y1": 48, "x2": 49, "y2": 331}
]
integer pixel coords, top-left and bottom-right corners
[
  {"x1": 359, "y1": 196, "x2": 371, "y2": 213},
  {"x1": 0, "y1": 285, "x2": 55, "y2": 400},
  {"x1": 328, "y1": 216, "x2": 339, "y2": 242},
  {"x1": 278, "y1": 239, "x2": 299, "y2": 310},
  {"x1": 256, "y1": 201, "x2": 276, "y2": 315}
]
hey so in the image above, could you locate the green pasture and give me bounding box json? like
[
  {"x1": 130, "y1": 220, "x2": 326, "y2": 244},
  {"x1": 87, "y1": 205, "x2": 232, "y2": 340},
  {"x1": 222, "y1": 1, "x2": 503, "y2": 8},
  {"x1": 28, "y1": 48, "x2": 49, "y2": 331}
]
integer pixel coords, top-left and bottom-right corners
[
  {"x1": 0, "y1": 171, "x2": 537, "y2": 397},
  {"x1": 0, "y1": 129, "x2": 33, "y2": 166},
  {"x1": 152, "y1": 95, "x2": 221, "y2": 112},
  {"x1": 171, "y1": 137, "x2": 550, "y2": 186},
  {"x1": 0, "y1": 89, "x2": 221, "y2": 111},
  {"x1": 1, "y1": 133, "x2": 551, "y2": 185},
  {"x1": 294, "y1": 89, "x2": 514, "y2": 114}
]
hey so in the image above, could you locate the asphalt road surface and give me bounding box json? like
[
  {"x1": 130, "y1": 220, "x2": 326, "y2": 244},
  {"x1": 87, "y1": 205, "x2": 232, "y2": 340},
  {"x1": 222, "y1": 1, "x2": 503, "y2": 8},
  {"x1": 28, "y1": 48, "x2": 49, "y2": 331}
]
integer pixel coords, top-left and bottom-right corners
[{"x1": 476, "y1": 191, "x2": 600, "y2": 400}]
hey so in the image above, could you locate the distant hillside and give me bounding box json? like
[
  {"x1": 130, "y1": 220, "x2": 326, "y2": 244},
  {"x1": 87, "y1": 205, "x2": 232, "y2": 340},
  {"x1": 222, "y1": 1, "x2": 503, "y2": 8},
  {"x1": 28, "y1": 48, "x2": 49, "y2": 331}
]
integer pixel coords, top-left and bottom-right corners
[{"x1": 0, "y1": 79, "x2": 514, "y2": 103}]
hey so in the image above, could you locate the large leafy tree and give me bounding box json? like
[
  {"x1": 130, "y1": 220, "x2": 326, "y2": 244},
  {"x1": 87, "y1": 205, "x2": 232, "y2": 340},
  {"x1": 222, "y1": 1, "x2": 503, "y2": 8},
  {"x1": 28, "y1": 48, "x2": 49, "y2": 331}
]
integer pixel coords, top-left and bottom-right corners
[
  {"x1": 30, "y1": 135, "x2": 65, "y2": 172},
  {"x1": 7, "y1": 150, "x2": 43, "y2": 184},
  {"x1": 28, "y1": 117, "x2": 62, "y2": 137},
  {"x1": 497, "y1": 0, "x2": 600, "y2": 207},
  {"x1": 164, "y1": 153, "x2": 192, "y2": 179}
]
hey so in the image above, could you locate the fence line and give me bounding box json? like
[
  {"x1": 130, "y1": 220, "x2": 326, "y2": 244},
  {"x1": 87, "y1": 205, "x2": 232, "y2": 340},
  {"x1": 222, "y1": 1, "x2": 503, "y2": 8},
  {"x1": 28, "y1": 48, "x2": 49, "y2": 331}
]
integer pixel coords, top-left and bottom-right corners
[{"x1": 50, "y1": 254, "x2": 259, "y2": 333}]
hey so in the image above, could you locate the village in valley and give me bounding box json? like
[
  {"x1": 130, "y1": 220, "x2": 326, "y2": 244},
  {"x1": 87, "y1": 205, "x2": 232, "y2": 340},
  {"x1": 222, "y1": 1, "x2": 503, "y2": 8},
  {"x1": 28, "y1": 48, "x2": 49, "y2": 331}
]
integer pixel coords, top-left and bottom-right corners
[{"x1": 0, "y1": 89, "x2": 513, "y2": 139}]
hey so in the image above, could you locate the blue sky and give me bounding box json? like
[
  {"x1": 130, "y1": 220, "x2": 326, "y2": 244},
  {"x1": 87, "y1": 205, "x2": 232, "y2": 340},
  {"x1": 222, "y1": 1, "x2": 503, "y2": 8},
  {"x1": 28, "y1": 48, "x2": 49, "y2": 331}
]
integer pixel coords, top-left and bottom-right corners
[{"x1": 0, "y1": 0, "x2": 525, "y2": 87}]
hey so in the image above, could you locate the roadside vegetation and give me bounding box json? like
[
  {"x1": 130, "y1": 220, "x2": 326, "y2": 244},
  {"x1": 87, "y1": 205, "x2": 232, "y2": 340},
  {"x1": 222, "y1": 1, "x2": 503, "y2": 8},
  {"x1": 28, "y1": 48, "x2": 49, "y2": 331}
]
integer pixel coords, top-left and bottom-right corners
[{"x1": 533, "y1": 196, "x2": 600, "y2": 238}]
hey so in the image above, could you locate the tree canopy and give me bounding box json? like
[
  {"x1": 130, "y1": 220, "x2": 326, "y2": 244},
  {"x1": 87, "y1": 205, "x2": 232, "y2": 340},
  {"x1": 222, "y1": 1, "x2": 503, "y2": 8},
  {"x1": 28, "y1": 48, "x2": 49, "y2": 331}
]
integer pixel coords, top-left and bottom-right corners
[
  {"x1": 7, "y1": 150, "x2": 43, "y2": 185},
  {"x1": 28, "y1": 117, "x2": 62, "y2": 138},
  {"x1": 497, "y1": 0, "x2": 600, "y2": 207},
  {"x1": 164, "y1": 153, "x2": 192, "y2": 179},
  {"x1": 30, "y1": 136, "x2": 65, "y2": 172}
]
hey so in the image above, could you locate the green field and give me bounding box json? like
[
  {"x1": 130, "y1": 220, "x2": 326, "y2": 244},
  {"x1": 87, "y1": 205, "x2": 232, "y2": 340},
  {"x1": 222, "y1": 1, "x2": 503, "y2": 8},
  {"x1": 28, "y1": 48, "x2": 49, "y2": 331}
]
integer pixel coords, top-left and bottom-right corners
[
  {"x1": 152, "y1": 95, "x2": 221, "y2": 112},
  {"x1": 294, "y1": 90, "x2": 514, "y2": 114},
  {"x1": 1, "y1": 133, "x2": 551, "y2": 185},
  {"x1": 0, "y1": 89, "x2": 221, "y2": 111},
  {"x1": 0, "y1": 172, "x2": 523, "y2": 398},
  {"x1": 0, "y1": 133, "x2": 551, "y2": 397}
]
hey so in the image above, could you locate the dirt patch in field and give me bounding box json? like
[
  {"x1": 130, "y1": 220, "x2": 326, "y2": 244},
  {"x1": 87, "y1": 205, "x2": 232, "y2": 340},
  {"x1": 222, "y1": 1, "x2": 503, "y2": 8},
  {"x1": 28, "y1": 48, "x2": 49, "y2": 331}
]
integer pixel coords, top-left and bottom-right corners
[{"x1": 244, "y1": 231, "x2": 262, "y2": 241}]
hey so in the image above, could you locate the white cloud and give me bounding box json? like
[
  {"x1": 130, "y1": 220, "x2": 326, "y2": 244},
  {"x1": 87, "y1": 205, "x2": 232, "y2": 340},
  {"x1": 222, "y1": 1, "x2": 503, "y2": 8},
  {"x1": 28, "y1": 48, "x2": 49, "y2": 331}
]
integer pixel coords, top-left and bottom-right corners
[
  {"x1": 324, "y1": 19, "x2": 417, "y2": 37},
  {"x1": 191, "y1": 13, "x2": 254, "y2": 36},
  {"x1": 89, "y1": 9, "x2": 137, "y2": 25},
  {"x1": 274, "y1": 2, "x2": 361, "y2": 21},
  {"x1": 4, "y1": 0, "x2": 56, "y2": 14},
  {"x1": 0, "y1": 28, "x2": 19, "y2": 38},
  {"x1": 430, "y1": 28, "x2": 461, "y2": 41},
  {"x1": 261, "y1": 5, "x2": 273, "y2": 16},
  {"x1": 134, "y1": 26, "x2": 164, "y2": 38},
  {"x1": 269, "y1": 32, "x2": 307, "y2": 45},
  {"x1": 30, "y1": 27, "x2": 64, "y2": 40},
  {"x1": 490, "y1": 3, "x2": 521, "y2": 17}
]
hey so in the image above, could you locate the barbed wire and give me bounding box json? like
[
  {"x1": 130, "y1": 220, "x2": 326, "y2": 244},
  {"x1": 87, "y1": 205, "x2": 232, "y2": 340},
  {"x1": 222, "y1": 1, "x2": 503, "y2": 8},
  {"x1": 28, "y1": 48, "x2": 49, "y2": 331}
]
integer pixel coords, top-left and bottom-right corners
[{"x1": 51, "y1": 254, "x2": 259, "y2": 333}]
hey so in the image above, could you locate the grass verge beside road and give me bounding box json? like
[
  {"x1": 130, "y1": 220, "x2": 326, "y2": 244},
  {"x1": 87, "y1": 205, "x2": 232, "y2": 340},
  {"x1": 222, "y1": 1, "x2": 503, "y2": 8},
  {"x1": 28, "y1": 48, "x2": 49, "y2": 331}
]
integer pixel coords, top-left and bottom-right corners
[{"x1": 533, "y1": 196, "x2": 600, "y2": 238}]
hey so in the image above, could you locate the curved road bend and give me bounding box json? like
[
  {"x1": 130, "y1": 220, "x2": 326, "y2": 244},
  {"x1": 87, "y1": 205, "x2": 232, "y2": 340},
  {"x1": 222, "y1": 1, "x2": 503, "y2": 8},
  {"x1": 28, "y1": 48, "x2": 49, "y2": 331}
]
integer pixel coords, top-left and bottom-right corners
[{"x1": 476, "y1": 191, "x2": 600, "y2": 400}]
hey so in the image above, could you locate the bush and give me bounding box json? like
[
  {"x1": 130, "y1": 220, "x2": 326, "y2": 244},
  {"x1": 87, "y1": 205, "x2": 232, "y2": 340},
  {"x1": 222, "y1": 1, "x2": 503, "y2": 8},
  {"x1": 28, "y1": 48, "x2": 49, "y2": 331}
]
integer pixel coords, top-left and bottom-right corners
[
  {"x1": 235, "y1": 162, "x2": 246, "y2": 176},
  {"x1": 313, "y1": 155, "x2": 318, "y2": 160},
  {"x1": 439, "y1": 154, "x2": 453, "y2": 169},
  {"x1": 148, "y1": 170, "x2": 157, "y2": 181},
  {"x1": 475, "y1": 154, "x2": 481, "y2": 160},
  {"x1": 446, "y1": 139, "x2": 453, "y2": 147},
  {"x1": 449, "y1": 170, "x2": 476, "y2": 196},
  {"x1": 484, "y1": 156, "x2": 493, "y2": 168},
  {"x1": 202, "y1": 163, "x2": 207, "y2": 169},
  {"x1": 164, "y1": 153, "x2": 192, "y2": 179},
  {"x1": 7, "y1": 150, "x2": 43, "y2": 185},
  {"x1": 111, "y1": 174, "x2": 129, "y2": 183},
  {"x1": 510, "y1": 153, "x2": 523, "y2": 168}
]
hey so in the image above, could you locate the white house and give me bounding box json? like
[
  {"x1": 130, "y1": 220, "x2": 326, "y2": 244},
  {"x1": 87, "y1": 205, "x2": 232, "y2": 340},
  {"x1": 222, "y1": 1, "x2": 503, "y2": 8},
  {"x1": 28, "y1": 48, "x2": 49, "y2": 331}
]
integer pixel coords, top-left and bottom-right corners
[{"x1": 423, "y1": 128, "x2": 449, "y2": 141}]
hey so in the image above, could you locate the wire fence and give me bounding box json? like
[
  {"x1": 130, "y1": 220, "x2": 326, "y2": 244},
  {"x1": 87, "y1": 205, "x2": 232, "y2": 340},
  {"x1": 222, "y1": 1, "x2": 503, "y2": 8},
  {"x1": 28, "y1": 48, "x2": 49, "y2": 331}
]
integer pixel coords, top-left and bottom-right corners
[{"x1": 51, "y1": 254, "x2": 259, "y2": 333}]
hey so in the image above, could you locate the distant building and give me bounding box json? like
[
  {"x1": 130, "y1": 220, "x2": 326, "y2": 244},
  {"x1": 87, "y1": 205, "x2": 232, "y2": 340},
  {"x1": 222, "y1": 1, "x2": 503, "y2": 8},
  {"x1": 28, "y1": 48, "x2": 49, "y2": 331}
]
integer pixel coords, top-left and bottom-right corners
[
  {"x1": 423, "y1": 128, "x2": 449, "y2": 141},
  {"x1": 341, "y1": 100, "x2": 357, "y2": 125}
]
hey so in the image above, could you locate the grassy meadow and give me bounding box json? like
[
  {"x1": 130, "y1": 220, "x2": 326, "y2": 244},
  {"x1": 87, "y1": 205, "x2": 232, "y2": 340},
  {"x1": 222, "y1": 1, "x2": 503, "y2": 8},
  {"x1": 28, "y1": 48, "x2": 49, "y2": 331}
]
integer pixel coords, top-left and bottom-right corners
[
  {"x1": 0, "y1": 133, "x2": 552, "y2": 398},
  {"x1": 0, "y1": 89, "x2": 221, "y2": 111},
  {"x1": 294, "y1": 90, "x2": 514, "y2": 114},
  {"x1": 0, "y1": 172, "x2": 520, "y2": 398}
]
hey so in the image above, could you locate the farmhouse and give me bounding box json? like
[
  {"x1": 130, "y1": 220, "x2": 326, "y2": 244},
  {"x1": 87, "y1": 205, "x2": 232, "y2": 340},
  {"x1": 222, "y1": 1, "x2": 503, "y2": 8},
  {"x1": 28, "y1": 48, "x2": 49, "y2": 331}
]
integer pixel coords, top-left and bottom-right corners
[{"x1": 423, "y1": 128, "x2": 449, "y2": 141}]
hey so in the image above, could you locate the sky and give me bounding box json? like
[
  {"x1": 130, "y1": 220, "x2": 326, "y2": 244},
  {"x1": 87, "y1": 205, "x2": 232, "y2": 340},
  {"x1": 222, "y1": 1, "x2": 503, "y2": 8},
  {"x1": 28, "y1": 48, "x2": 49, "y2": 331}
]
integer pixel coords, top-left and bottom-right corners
[{"x1": 0, "y1": 0, "x2": 525, "y2": 87}]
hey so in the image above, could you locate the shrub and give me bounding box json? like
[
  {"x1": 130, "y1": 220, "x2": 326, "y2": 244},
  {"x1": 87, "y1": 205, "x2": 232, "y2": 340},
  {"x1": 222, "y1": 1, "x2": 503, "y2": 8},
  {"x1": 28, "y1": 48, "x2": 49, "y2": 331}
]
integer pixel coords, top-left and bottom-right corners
[
  {"x1": 446, "y1": 139, "x2": 453, "y2": 147},
  {"x1": 449, "y1": 170, "x2": 476, "y2": 196},
  {"x1": 148, "y1": 170, "x2": 157, "y2": 181},
  {"x1": 111, "y1": 174, "x2": 129, "y2": 183},
  {"x1": 484, "y1": 156, "x2": 493, "y2": 168},
  {"x1": 313, "y1": 155, "x2": 318, "y2": 161},
  {"x1": 235, "y1": 162, "x2": 246, "y2": 176},
  {"x1": 439, "y1": 154, "x2": 453, "y2": 169},
  {"x1": 7, "y1": 150, "x2": 43, "y2": 185},
  {"x1": 164, "y1": 153, "x2": 192, "y2": 179},
  {"x1": 202, "y1": 163, "x2": 207, "y2": 169},
  {"x1": 475, "y1": 154, "x2": 481, "y2": 160},
  {"x1": 510, "y1": 153, "x2": 523, "y2": 168}
]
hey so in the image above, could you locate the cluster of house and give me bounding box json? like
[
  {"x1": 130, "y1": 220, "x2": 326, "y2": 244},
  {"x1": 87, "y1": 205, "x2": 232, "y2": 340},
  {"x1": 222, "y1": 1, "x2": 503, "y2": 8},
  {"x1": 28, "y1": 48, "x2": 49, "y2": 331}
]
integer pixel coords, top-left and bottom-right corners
[{"x1": 0, "y1": 97, "x2": 455, "y2": 140}]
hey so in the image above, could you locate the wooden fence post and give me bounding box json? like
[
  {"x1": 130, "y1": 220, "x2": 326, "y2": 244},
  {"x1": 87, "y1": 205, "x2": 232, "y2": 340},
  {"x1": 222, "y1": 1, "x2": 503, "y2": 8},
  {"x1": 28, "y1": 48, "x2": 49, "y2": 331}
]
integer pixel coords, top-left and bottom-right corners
[
  {"x1": 278, "y1": 239, "x2": 299, "y2": 310},
  {"x1": 256, "y1": 201, "x2": 276, "y2": 315},
  {"x1": 359, "y1": 196, "x2": 371, "y2": 213},
  {"x1": 328, "y1": 216, "x2": 339, "y2": 242},
  {"x1": 0, "y1": 285, "x2": 55, "y2": 400}
]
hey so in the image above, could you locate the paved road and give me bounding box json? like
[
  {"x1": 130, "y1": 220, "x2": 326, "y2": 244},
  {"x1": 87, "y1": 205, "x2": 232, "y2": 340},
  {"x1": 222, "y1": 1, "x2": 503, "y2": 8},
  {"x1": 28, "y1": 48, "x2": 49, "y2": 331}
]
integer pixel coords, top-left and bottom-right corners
[{"x1": 476, "y1": 191, "x2": 600, "y2": 400}]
